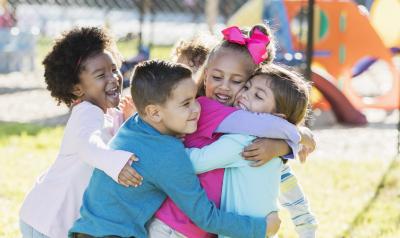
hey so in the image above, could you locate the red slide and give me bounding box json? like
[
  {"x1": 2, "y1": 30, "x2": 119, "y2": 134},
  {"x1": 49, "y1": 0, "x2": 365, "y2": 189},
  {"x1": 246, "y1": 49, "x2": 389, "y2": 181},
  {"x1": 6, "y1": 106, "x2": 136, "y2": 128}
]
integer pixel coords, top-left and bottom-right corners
[{"x1": 311, "y1": 69, "x2": 367, "y2": 125}]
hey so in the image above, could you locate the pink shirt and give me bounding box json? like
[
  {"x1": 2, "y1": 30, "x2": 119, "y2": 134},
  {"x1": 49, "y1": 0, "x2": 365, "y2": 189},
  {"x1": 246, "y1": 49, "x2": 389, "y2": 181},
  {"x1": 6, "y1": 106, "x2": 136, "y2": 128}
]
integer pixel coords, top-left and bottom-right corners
[{"x1": 154, "y1": 97, "x2": 237, "y2": 238}]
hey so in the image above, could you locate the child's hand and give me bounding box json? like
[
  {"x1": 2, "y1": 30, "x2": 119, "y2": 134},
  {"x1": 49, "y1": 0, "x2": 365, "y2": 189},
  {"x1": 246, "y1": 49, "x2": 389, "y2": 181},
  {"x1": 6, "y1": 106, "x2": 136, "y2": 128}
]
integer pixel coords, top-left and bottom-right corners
[
  {"x1": 298, "y1": 145, "x2": 314, "y2": 163},
  {"x1": 299, "y1": 127, "x2": 316, "y2": 149},
  {"x1": 265, "y1": 211, "x2": 281, "y2": 237},
  {"x1": 242, "y1": 138, "x2": 289, "y2": 167},
  {"x1": 119, "y1": 96, "x2": 136, "y2": 121},
  {"x1": 298, "y1": 127, "x2": 317, "y2": 163},
  {"x1": 118, "y1": 155, "x2": 143, "y2": 187}
]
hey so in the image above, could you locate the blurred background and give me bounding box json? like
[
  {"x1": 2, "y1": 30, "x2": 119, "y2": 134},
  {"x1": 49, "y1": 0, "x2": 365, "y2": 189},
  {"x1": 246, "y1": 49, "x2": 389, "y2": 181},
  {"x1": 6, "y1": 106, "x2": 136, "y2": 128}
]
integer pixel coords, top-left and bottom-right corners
[{"x1": 0, "y1": 0, "x2": 399, "y2": 237}]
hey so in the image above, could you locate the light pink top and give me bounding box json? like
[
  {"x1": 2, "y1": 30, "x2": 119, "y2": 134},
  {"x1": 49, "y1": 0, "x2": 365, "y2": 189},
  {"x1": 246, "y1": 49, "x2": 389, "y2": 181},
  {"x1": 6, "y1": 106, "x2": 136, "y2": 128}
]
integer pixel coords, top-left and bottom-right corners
[
  {"x1": 155, "y1": 97, "x2": 237, "y2": 238},
  {"x1": 19, "y1": 101, "x2": 132, "y2": 238}
]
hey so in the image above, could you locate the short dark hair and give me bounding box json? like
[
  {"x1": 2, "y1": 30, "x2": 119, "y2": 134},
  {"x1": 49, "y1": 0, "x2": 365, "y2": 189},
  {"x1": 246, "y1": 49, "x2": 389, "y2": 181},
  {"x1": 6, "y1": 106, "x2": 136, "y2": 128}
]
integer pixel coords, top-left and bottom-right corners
[
  {"x1": 130, "y1": 60, "x2": 192, "y2": 115},
  {"x1": 252, "y1": 64, "x2": 310, "y2": 125},
  {"x1": 43, "y1": 27, "x2": 120, "y2": 107}
]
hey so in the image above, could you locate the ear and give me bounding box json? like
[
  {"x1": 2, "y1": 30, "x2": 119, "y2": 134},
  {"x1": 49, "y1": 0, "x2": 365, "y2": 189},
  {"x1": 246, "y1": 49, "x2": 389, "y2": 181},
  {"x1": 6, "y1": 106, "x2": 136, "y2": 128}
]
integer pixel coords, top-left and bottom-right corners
[
  {"x1": 72, "y1": 83, "x2": 84, "y2": 98},
  {"x1": 144, "y1": 104, "x2": 162, "y2": 123}
]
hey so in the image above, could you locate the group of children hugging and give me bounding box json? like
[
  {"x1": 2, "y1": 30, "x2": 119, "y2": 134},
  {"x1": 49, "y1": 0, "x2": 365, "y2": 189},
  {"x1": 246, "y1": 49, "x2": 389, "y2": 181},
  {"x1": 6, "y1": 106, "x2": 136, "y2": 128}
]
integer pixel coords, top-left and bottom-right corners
[{"x1": 19, "y1": 23, "x2": 318, "y2": 238}]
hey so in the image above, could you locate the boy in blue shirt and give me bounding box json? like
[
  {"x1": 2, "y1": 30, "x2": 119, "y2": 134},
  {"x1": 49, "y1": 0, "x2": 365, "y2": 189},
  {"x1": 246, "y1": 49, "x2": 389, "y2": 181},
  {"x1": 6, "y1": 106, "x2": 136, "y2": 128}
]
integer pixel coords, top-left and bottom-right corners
[{"x1": 69, "y1": 60, "x2": 279, "y2": 238}]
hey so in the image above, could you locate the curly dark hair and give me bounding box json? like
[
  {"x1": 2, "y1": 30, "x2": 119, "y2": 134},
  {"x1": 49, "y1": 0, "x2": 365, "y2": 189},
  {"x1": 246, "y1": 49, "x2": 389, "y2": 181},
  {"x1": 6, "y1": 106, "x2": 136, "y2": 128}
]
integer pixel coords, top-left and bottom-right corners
[{"x1": 43, "y1": 27, "x2": 120, "y2": 107}]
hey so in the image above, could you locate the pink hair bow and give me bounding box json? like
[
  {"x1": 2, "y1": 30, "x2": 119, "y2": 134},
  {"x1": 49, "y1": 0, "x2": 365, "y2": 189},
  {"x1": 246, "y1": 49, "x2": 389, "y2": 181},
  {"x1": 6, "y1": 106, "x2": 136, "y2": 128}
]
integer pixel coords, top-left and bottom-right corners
[{"x1": 222, "y1": 26, "x2": 270, "y2": 64}]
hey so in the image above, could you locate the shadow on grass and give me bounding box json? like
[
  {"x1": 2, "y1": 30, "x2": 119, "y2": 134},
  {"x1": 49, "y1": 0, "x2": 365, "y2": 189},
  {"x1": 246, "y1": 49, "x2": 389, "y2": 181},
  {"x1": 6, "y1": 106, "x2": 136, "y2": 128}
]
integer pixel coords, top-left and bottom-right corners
[
  {"x1": 341, "y1": 156, "x2": 400, "y2": 237},
  {"x1": 30, "y1": 113, "x2": 70, "y2": 126},
  {"x1": 0, "y1": 87, "x2": 44, "y2": 95}
]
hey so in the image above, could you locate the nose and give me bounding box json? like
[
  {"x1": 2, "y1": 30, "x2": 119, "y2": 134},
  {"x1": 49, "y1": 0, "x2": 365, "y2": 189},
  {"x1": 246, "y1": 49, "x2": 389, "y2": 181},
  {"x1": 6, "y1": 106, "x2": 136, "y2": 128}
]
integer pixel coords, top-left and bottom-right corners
[
  {"x1": 108, "y1": 71, "x2": 121, "y2": 85},
  {"x1": 219, "y1": 79, "x2": 230, "y2": 91}
]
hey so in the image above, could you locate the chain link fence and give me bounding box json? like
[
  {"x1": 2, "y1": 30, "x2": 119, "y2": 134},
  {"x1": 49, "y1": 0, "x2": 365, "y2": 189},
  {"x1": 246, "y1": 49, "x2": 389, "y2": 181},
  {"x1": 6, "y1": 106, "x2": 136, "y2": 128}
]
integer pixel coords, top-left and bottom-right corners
[{"x1": 6, "y1": 0, "x2": 247, "y2": 44}]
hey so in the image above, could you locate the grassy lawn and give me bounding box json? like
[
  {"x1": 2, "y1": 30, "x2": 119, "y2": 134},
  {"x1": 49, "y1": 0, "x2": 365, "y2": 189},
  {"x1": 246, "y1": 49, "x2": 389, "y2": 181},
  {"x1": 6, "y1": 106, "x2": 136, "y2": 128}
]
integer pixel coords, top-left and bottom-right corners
[{"x1": 0, "y1": 122, "x2": 399, "y2": 237}]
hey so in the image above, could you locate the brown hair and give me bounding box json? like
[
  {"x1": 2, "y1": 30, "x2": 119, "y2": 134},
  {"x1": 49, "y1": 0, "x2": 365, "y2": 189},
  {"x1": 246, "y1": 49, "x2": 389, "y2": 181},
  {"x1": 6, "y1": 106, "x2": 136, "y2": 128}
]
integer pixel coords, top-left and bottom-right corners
[
  {"x1": 171, "y1": 36, "x2": 214, "y2": 73},
  {"x1": 130, "y1": 60, "x2": 192, "y2": 115},
  {"x1": 252, "y1": 64, "x2": 310, "y2": 125},
  {"x1": 196, "y1": 23, "x2": 276, "y2": 96}
]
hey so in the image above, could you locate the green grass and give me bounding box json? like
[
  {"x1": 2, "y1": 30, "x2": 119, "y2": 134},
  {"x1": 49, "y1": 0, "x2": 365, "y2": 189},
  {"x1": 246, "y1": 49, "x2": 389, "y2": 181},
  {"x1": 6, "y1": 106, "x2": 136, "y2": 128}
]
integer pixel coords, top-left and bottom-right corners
[
  {"x1": 1, "y1": 122, "x2": 399, "y2": 237},
  {"x1": 0, "y1": 123, "x2": 64, "y2": 237},
  {"x1": 342, "y1": 158, "x2": 400, "y2": 238}
]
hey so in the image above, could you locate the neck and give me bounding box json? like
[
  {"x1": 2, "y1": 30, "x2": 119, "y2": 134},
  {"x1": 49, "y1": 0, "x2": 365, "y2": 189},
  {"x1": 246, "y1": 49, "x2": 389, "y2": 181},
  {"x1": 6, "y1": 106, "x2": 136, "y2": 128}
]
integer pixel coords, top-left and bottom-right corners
[
  {"x1": 79, "y1": 97, "x2": 107, "y2": 113},
  {"x1": 141, "y1": 115, "x2": 176, "y2": 137}
]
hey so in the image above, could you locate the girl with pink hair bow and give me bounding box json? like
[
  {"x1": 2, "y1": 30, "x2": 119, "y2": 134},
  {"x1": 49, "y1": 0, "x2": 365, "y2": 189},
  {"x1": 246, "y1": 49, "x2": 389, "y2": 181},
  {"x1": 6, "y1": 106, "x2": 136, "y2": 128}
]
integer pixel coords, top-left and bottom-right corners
[{"x1": 148, "y1": 24, "x2": 317, "y2": 238}]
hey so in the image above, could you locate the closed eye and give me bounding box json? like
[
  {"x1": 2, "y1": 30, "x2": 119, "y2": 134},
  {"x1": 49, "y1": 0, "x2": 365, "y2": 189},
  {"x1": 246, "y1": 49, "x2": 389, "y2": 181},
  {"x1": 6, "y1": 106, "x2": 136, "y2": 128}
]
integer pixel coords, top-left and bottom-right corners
[
  {"x1": 232, "y1": 80, "x2": 244, "y2": 85},
  {"x1": 96, "y1": 74, "x2": 105, "y2": 79}
]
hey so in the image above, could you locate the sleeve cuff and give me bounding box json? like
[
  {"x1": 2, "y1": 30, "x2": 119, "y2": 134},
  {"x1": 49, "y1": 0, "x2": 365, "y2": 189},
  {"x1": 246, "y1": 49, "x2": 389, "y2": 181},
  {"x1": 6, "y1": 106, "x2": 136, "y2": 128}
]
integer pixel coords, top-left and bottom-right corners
[
  {"x1": 282, "y1": 140, "x2": 299, "y2": 160},
  {"x1": 108, "y1": 150, "x2": 133, "y2": 183}
]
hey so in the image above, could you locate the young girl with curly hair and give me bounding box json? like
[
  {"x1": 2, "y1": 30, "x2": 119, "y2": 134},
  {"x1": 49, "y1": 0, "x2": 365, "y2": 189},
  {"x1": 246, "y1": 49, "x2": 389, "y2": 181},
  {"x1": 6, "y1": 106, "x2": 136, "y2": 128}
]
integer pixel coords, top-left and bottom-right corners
[{"x1": 19, "y1": 27, "x2": 142, "y2": 238}]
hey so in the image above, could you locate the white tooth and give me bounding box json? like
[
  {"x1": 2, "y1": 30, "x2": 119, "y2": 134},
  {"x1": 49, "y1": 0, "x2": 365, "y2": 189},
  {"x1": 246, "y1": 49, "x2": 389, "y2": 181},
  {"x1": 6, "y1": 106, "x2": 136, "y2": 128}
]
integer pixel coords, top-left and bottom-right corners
[{"x1": 217, "y1": 94, "x2": 229, "y2": 100}]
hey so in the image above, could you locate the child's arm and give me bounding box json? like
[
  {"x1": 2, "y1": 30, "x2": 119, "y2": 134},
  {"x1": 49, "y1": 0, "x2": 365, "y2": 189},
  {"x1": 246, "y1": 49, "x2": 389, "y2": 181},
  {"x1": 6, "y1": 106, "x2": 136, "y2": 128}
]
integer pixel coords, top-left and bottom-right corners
[
  {"x1": 215, "y1": 110, "x2": 301, "y2": 158},
  {"x1": 242, "y1": 138, "x2": 291, "y2": 167},
  {"x1": 279, "y1": 164, "x2": 318, "y2": 238},
  {"x1": 154, "y1": 147, "x2": 277, "y2": 238},
  {"x1": 216, "y1": 110, "x2": 299, "y2": 140},
  {"x1": 186, "y1": 134, "x2": 253, "y2": 174},
  {"x1": 76, "y1": 105, "x2": 142, "y2": 186}
]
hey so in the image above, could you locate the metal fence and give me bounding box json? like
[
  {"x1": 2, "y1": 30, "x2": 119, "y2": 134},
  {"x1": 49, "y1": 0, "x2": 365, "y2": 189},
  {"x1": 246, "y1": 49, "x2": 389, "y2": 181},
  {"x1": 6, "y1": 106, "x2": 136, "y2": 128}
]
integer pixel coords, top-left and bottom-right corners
[
  {"x1": 8, "y1": 0, "x2": 247, "y2": 20},
  {"x1": 6, "y1": 0, "x2": 248, "y2": 45}
]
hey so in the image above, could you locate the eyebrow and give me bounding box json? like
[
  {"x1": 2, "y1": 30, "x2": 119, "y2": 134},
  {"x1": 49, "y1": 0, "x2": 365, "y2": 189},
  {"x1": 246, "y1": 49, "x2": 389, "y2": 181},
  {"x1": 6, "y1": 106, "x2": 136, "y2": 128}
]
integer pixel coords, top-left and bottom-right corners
[
  {"x1": 90, "y1": 63, "x2": 116, "y2": 75},
  {"x1": 180, "y1": 96, "x2": 193, "y2": 104},
  {"x1": 255, "y1": 86, "x2": 267, "y2": 94},
  {"x1": 91, "y1": 68, "x2": 105, "y2": 75},
  {"x1": 212, "y1": 69, "x2": 244, "y2": 77}
]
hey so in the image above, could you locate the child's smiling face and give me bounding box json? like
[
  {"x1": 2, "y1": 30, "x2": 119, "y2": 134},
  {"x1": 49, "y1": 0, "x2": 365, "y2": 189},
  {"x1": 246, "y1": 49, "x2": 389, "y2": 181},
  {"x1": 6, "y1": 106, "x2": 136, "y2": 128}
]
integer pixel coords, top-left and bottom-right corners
[
  {"x1": 76, "y1": 50, "x2": 122, "y2": 111},
  {"x1": 204, "y1": 49, "x2": 255, "y2": 106},
  {"x1": 234, "y1": 75, "x2": 276, "y2": 114},
  {"x1": 158, "y1": 77, "x2": 201, "y2": 136}
]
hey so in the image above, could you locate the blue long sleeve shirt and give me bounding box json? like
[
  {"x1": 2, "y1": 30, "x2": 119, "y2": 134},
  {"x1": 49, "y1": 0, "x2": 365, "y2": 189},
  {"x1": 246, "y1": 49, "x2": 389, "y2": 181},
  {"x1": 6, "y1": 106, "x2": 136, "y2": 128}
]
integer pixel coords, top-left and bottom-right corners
[{"x1": 69, "y1": 114, "x2": 266, "y2": 238}]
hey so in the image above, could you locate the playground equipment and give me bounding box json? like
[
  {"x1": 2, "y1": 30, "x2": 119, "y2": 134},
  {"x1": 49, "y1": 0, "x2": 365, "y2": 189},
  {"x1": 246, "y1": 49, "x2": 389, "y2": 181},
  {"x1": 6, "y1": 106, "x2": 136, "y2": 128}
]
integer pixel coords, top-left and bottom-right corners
[{"x1": 228, "y1": 0, "x2": 399, "y2": 125}]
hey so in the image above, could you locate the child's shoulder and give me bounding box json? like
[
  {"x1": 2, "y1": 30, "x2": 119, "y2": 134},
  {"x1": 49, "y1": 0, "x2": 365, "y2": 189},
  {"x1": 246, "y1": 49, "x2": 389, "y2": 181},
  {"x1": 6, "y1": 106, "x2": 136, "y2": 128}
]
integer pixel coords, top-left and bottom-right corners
[
  {"x1": 197, "y1": 96, "x2": 237, "y2": 114},
  {"x1": 65, "y1": 101, "x2": 105, "y2": 129},
  {"x1": 112, "y1": 115, "x2": 184, "y2": 151},
  {"x1": 71, "y1": 101, "x2": 104, "y2": 117}
]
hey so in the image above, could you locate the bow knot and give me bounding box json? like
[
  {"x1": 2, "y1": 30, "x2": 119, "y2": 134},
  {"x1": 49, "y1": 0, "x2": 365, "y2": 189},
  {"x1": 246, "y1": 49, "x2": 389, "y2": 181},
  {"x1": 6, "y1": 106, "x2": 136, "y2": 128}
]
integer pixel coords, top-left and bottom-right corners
[{"x1": 222, "y1": 26, "x2": 270, "y2": 64}]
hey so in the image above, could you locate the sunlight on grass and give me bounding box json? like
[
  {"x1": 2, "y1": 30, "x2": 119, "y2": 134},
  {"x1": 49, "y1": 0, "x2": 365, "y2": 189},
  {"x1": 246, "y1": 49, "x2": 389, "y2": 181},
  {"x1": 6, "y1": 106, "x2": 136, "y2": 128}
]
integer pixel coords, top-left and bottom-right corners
[
  {"x1": 277, "y1": 158, "x2": 390, "y2": 238},
  {"x1": 0, "y1": 122, "x2": 398, "y2": 237},
  {"x1": 343, "y1": 158, "x2": 400, "y2": 238},
  {"x1": 0, "y1": 123, "x2": 63, "y2": 238}
]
